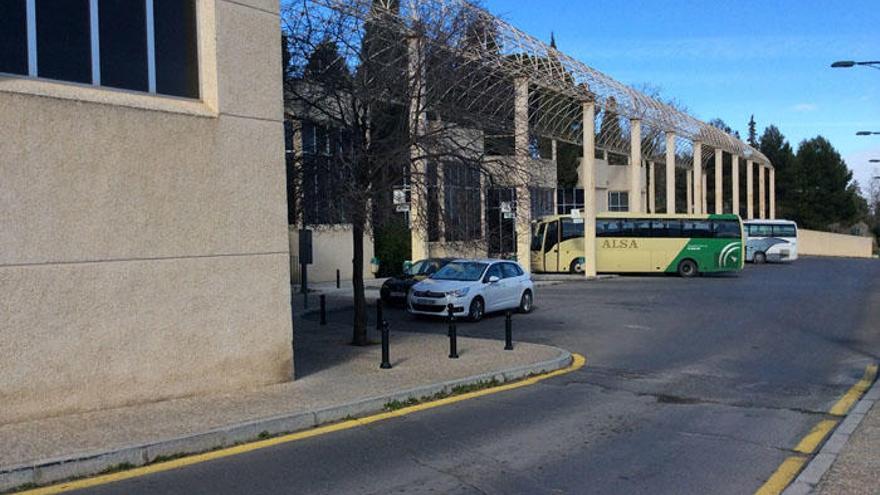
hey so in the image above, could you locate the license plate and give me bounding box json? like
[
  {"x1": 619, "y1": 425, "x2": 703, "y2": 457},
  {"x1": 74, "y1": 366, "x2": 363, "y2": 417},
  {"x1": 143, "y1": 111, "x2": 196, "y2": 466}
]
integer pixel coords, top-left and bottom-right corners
[
  {"x1": 390, "y1": 291, "x2": 405, "y2": 298},
  {"x1": 415, "y1": 298, "x2": 432, "y2": 305}
]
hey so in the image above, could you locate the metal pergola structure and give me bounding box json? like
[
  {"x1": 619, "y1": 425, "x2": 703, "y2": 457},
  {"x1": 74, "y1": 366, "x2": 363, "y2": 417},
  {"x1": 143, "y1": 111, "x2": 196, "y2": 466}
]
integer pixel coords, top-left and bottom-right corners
[{"x1": 305, "y1": 0, "x2": 770, "y2": 167}]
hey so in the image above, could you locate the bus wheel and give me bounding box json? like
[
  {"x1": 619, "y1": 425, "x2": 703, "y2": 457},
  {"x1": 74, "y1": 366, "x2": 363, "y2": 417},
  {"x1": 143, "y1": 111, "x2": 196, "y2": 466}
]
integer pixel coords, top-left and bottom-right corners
[
  {"x1": 677, "y1": 259, "x2": 698, "y2": 278},
  {"x1": 754, "y1": 252, "x2": 767, "y2": 264},
  {"x1": 569, "y1": 259, "x2": 584, "y2": 274}
]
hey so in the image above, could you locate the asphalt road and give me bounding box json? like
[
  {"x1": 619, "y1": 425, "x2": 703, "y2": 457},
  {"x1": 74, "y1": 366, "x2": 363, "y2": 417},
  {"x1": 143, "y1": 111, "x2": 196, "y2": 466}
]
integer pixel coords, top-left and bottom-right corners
[{"x1": 72, "y1": 257, "x2": 880, "y2": 495}]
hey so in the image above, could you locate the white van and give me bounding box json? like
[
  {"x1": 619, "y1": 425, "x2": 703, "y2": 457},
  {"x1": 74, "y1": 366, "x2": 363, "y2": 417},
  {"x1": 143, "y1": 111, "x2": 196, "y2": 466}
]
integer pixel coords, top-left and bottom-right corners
[{"x1": 744, "y1": 220, "x2": 798, "y2": 263}]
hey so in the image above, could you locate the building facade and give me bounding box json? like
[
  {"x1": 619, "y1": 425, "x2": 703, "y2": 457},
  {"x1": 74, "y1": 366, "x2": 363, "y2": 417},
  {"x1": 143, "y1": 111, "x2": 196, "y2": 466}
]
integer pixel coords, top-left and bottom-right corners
[{"x1": 1, "y1": 0, "x2": 293, "y2": 424}]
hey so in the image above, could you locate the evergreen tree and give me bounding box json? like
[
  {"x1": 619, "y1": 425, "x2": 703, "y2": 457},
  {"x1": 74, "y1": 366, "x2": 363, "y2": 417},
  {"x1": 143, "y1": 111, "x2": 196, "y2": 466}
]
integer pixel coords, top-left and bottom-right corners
[
  {"x1": 747, "y1": 115, "x2": 757, "y2": 147},
  {"x1": 759, "y1": 125, "x2": 796, "y2": 218},
  {"x1": 792, "y1": 136, "x2": 863, "y2": 229}
]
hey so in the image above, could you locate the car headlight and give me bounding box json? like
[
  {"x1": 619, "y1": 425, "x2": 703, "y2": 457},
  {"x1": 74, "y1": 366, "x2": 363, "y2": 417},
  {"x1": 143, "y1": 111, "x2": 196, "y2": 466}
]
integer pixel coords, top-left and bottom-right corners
[{"x1": 446, "y1": 287, "x2": 469, "y2": 298}]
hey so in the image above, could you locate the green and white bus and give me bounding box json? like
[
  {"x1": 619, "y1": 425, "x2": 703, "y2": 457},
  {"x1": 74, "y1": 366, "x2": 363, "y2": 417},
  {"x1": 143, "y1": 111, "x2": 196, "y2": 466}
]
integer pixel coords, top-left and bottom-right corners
[{"x1": 531, "y1": 213, "x2": 744, "y2": 277}]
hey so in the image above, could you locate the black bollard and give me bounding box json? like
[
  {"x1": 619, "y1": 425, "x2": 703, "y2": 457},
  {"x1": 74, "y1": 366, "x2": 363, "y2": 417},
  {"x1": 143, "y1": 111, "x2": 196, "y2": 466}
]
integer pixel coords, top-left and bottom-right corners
[
  {"x1": 303, "y1": 290, "x2": 308, "y2": 309},
  {"x1": 336, "y1": 269, "x2": 341, "y2": 289},
  {"x1": 319, "y1": 295, "x2": 327, "y2": 325},
  {"x1": 380, "y1": 321, "x2": 392, "y2": 369},
  {"x1": 504, "y1": 311, "x2": 513, "y2": 350},
  {"x1": 376, "y1": 299, "x2": 383, "y2": 333},
  {"x1": 447, "y1": 304, "x2": 459, "y2": 359}
]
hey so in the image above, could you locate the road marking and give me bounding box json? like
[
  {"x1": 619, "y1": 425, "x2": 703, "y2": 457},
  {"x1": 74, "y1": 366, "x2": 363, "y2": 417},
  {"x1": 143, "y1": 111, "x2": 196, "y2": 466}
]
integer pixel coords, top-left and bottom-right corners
[
  {"x1": 754, "y1": 362, "x2": 878, "y2": 494},
  {"x1": 829, "y1": 363, "x2": 878, "y2": 416},
  {"x1": 17, "y1": 354, "x2": 587, "y2": 495},
  {"x1": 754, "y1": 456, "x2": 808, "y2": 495},
  {"x1": 793, "y1": 419, "x2": 838, "y2": 454}
]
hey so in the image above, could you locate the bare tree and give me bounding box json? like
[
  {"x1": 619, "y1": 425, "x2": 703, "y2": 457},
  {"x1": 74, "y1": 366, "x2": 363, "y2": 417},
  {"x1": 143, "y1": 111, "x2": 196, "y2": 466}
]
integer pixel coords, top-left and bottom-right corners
[{"x1": 282, "y1": 0, "x2": 534, "y2": 345}]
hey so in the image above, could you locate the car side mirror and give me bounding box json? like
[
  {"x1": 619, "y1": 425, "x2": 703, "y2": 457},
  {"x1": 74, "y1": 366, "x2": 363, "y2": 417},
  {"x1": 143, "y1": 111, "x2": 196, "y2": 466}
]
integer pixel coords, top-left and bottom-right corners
[{"x1": 486, "y1": 275, "x2": 500, "y2": 284}]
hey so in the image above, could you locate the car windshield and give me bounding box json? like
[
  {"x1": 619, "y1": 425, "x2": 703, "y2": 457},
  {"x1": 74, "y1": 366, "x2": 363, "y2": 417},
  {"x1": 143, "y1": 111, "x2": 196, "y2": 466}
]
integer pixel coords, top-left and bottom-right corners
[{"x1": 431, "y1": 262, "x2": 488, "y2": 281}]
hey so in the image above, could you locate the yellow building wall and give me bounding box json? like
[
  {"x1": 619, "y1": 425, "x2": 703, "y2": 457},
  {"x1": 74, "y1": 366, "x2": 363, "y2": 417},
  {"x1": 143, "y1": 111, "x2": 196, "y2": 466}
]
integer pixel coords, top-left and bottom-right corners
[
  {"x1": 0, "y1": 0, "x2": 293, "y2": 424},
  {"x1": 798, "y1": 229, "x2": 873, "y2": 258}
]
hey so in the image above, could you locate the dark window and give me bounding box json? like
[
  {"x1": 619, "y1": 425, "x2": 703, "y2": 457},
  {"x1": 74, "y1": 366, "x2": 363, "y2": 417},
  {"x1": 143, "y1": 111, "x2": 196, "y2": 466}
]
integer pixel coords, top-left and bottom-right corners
[
  {"x1": 773, "y1": 224, "x2": 797, "y2": 237},
  {"x1": 634, "y1": 219, "x2": 652, "y2": 237},
  {"x1": 484, "y1": 263, "x2": 503, "y2": 282},
  {"x1": 683, "y1": 220, "x2": 713, "y2": 238},
  {"x1": 0, "y1": 0, "x2": 28, "y2": 75},
  {"x1": 531, "y1": 222, "x2": 545, "y2": 252},
  {"x1": 443, "y1": 162, "x2": 481, "y2": 242},
  {"x1": 544, "y1": 221, "x2": 559, "y2": 252},
  {"x1": 620, "y1": 219, "x2": 637, "y2": 236},
  {"x1": 561, "y1": 218, "x2": 584, "y2": 242},
  {"x1": 713, "y1": 220, "x2": 741, "y2": 239},
  {"x1": 530, "y1": 187, "x2": 555, "y2": 218},
  {"x1": 651, "y1": 220, "x2": 682, "y2": 238},
  {"x1": 99, "y1": 0, "x2": 148, "y2": 91},
  {"x1": 154, "y1": 0, "x2": 199, "y2": 98},
  {"x1": 597, "y1": 219, "x2": 623, "y2": 238},
  {"x1": 556, "y1": 187, "x2": 584, "y2": 215},
  {"x1": 608, "y1": 191, "x2": 629, "y2": 212},
  {"x1": 748, "y1": 224, "x2": 773, "y2": 237},
  {"x1": 36, "y1": 0, "x2": 92, "y2": 83},
  {"x1": 501, "y1": 263, "x2": 522, "y2": 278}
]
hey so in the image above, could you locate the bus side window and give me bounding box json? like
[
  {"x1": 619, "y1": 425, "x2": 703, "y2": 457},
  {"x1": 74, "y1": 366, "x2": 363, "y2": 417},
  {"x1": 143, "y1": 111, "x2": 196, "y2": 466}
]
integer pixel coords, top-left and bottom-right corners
[
  {"x1": 683, "y1": 221, "x2": 713, "y2": 238},
  {"x1": 713, "y1": 220, "x2": 741, "y2": 238},
  {"x1": 652, "y1": 220, "x2": 682, "y2": 238},
  {"x1": 598, "y1": 220, "x2": 622, "y2": 237},
  {"x1": 531, "y1": 223, "x2": 546, "y2": 251},
  {"x1": 773, "y1": 225, "x2": 796, "y2": 237},
  {"x1": 545, "y1": 221, "x2": 559, "y2": 252},
  {"x1": 621, "y1": 220, "x2": 636, "y2": 236},
  {"x1": 635, "y1": 220, "x2": 652, "y2": 237},
  {"x1": 561, "y1": 218, "x2": 585, "y2": 242}
]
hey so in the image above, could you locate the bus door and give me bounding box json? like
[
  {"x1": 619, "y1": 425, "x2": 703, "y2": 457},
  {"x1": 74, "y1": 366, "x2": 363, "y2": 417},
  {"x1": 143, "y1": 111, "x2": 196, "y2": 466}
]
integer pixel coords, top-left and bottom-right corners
[{"x1": 543, "y1": 220, "x2": 560, "y2": 272}]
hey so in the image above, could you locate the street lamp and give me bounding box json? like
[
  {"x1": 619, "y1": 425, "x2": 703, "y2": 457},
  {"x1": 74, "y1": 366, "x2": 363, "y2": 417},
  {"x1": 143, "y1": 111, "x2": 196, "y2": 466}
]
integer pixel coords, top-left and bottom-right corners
[
  {"x1": 856, "y1": 131, "x2": 880, "y2": 136},
  {"x1": 831, "y1": 60, "x2": 880, "y2": 70}
]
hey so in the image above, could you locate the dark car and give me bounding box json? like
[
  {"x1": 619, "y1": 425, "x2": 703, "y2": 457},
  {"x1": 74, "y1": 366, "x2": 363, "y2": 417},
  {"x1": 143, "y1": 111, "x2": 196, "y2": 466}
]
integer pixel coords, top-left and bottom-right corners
[{"x1": 380, "y1": 258, "x2": 455, "y2": 304}]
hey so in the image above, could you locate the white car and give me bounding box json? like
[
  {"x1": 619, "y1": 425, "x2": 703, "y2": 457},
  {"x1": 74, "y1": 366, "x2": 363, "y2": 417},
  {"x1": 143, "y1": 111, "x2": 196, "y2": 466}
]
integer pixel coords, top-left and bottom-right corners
[{"x1": 407, "y1": 259, "x2": 534, "y2": 322}]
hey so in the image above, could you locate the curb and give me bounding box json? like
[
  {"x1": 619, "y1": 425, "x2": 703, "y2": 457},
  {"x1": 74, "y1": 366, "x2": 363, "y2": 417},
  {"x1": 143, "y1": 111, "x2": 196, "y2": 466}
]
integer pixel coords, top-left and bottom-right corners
[
  {"x1": 0, "y1": 348, "x2": 573, "y2": 493},
  {"x1": 782, "y1": 373, "x2": 880, "y2": 495}
]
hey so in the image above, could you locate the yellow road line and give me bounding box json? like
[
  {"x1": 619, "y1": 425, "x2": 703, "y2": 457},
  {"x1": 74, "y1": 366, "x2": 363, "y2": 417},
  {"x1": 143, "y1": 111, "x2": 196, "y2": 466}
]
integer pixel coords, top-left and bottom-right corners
[
  {"x1": 829, "y1": 363, "x2": 878, "y2": 416},
  {"x1": 755, "y1": 362, "x2": 878, "y2": 494},
  {"x1": 17, "y1": 353, "x2": 587, "y2": 495},
  {"x1": 754, "y1": 456, "x2": 808, "y2": 495},
  {"x1": 793, "y1": 419, "x2": 838, "y2": 454}
]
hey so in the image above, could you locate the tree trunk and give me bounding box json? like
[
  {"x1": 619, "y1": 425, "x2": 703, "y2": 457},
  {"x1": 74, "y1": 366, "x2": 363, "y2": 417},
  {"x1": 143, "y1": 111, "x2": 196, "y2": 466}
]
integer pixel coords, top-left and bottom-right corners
[{"x1": 351, "y1": 219, "x2": 369, "y2": 346}]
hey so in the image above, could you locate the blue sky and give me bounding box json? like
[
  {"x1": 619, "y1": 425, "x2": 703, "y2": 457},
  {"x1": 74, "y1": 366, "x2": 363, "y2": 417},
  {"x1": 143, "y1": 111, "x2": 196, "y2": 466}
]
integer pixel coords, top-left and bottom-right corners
[{"x1": 482, "y1": 0, "x2": 880, "y2": 192}]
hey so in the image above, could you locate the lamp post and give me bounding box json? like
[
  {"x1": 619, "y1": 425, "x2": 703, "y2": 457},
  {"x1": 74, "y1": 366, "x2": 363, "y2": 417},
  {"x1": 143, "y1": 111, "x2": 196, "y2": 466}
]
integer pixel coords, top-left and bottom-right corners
[{"x1": 831, "y1": 60, "x2": 880, "y2": 70}]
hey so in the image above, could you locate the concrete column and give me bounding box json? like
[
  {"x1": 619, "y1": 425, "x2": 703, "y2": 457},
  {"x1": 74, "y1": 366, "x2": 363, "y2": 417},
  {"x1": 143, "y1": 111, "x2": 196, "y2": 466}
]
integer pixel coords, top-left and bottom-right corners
[
  {"x1": 648, "y1": 161, "x2": 656, "y2": 213},
  {"x1": 630, "y1": 119, "x2": 642, "y2": 213},
  {"x1": 732, "y1": 155, "x2": 740, "y2": 217},
  {"x1": 746, "y1": 159, "x2": 754, "y2": 219},
  {"x1": 769, "y1": 167, "x2": 776, "y2": 219},
  {"x1": 407, "y1": 35, "x2": 429, "y2": 261},
  {"x1": 714, "y1": 148, "x2": 723, "y2": 213},
  {"x1": 693, "y1": 141, "x2": 703, "y2": 214},
  {"x1": 686, "y1": 169, "x2": 693, "y2": 214},
  {"x1": 581, "y1": 101, "x2": 597, "y2": 278},
  {"x1": 758, "y1": 164, "x2": 766, "y2": 219},
  {"x1": 514, "y1": 77, "x2": 532, "y2": 271},
  {"x1": 701, "y1": 172, "x2": 708, "y2": 214},
  {"x1": 665, "y1": 132, "x2": 676, "y2": 214}
]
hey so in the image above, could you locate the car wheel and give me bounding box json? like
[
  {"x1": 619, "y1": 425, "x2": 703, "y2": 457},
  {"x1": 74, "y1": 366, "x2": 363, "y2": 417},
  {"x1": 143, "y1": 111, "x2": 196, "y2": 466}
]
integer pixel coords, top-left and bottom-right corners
[
  {"x1": 754, "y1": 252, "x2": 767, "y2": 264},
  {"x1": 468, "y1": 297, "x2": 484, "y2": 322},
  {"x1": 677, "y1": 259, "x2": 698, "y2": 278},
  {"x1": 569, "y1": 259, "x2": 584, "y2": 274},
  {"x1": 518, "y1": 290, "x2": 533, "y2": 313}
]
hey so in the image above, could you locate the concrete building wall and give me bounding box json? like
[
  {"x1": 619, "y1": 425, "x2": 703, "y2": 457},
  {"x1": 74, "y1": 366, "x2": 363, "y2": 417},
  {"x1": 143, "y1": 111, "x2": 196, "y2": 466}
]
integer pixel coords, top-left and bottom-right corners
[
  {"x1": 799, "y1": 229, "x2": 874, "y2": 259},
  {"x1": 0, "y1": 0, "x2": 293, "y2": 424},
  {"x1": 289, "y1": 226, "x2": 375, "y2": 284}
]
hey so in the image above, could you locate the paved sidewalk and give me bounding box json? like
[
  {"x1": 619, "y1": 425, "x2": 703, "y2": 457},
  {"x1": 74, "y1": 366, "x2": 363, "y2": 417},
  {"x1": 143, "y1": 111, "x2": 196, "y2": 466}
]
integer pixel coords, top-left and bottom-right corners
[
  {"x1": 0, "y1": 307, "x2": 571, "y2": 492},
  {"x1": 813, "y1": 382, "x2": 880, "y2": 495}
]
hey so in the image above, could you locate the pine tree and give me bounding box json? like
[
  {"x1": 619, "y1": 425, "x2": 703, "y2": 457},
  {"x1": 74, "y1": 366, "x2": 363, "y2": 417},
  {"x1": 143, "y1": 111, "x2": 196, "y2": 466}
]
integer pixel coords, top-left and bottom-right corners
[{"x1": 747, "y1": 115, "x2": 757, "y2": 147}]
